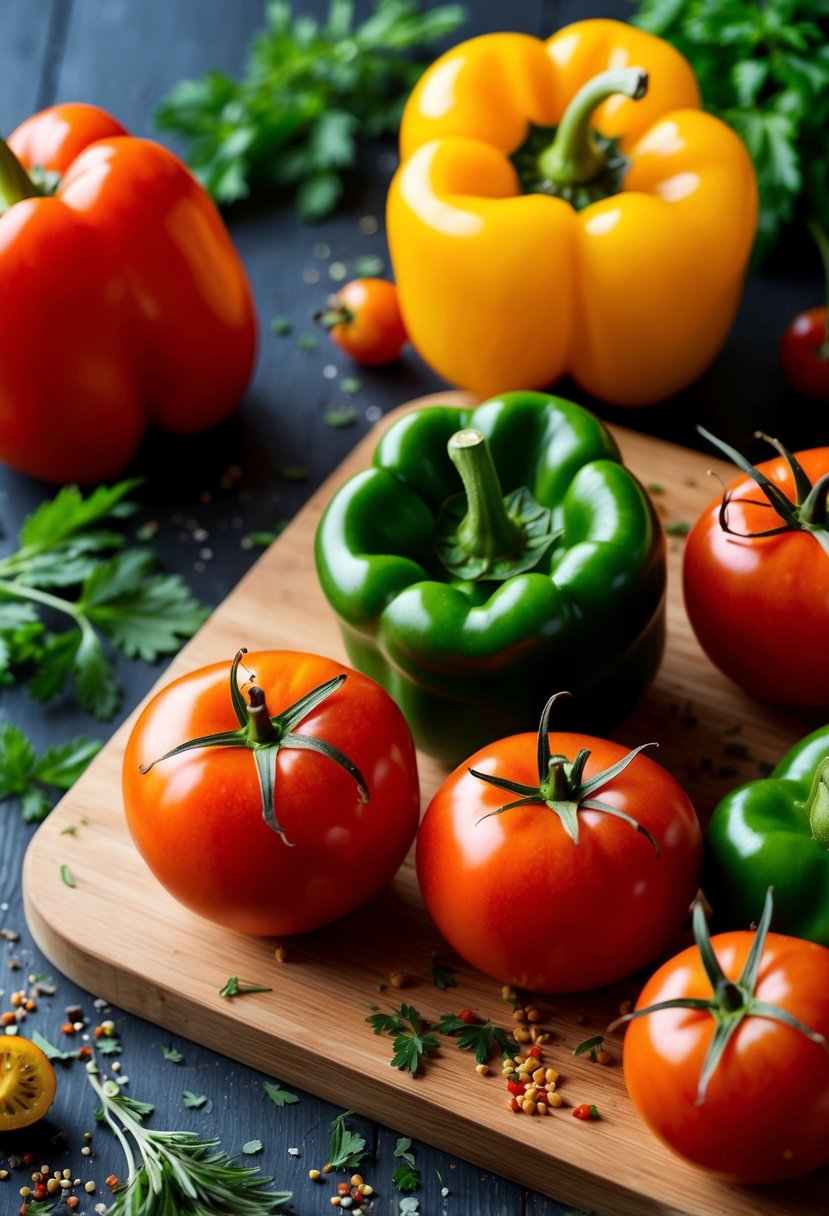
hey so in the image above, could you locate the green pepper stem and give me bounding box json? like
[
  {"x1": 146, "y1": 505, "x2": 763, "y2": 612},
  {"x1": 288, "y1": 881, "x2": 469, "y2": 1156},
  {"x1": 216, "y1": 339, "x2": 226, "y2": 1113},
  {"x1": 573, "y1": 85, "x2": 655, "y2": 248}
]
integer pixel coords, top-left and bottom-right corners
[
  {"x1": 807, "y1": 217, "x2": 829, "y2": 359},
  {"x1": 801, "y1": 757, "x2": 829, "y2": 849},
  {"x1": 537, "y1": 66, "x2": 648, "y2": 187},
  {"x1": 447, "y1": 429, "x2": 524, "y2": 561},
  {"x1": 0, "y1": 136, "x2": 38, "y2": 211}
]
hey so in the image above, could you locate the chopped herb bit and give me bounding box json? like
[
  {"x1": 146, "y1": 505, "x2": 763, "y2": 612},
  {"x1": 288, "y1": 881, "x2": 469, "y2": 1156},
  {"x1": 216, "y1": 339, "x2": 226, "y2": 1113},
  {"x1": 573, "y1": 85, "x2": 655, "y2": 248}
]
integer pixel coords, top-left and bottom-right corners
[
  {"x1": 341, "y1": 376, "x2": 362, "y2": 395},
  {"x1": 219, "y1": 976, "x2": 273, "y2": 998},
  {"x1": 270, "y1": 315, "x2": 293, "y2": 336},
  {"x1": 183, "y1": 1090, "x2": 209, "y2": 1109},
  {"x1": 367, "y1": 1004, "x2": 441, "y2": 1075},
  {"x1": 97, "y1": 1036, "x2": 122, "y2": 1056},
  {"x1": 31, "y1": 1030, "x2": 82, "y2": 1062},
  {"x1": 647, "y1": 482, "x2": 666, "y2": 493},
  {"x1": 0, "y1": 725, "x2": 102, "y2": 823},
  {"x1": 296, "y1": 332, "x2": 318, "y2": 352},
  {"x1": 246, "y1": 527, "x2": 287, "y2": 548},
  {"x1": 60, "y1": 863, "x2": 75, "y2": 888},
  {"x1": 324, "y1": 406, "x2": 358, "y2": 428},
  {"x1": 242, "y1": 1139, "x2": 264, "y2": 1155},
  {"x1": 394, "y1": 1136, "x2": 416, "y2": 1167},
  {"x1": 429, "y1": 955, "x2": 457, "y2": 991},
  {"x1": 327, "y1": 1110, "x2": 367, "y2": 1171},
  {"x1": 666, "y1": 520, "x2": 691, "y2": 536},
  {"x1": 393, "y1": 1162, "x2": 421, "y2": 1192},
  {"x1": 161, "y1": 1044, "x2": 184, "y2": 1063},
  {"x1": 264, "y1": 1081, "x2": 300, "y2": 1108},
  {"x1": 435, "y1": 1012, "x2": 520, "y2": 1065},
  {"x1": 353, "y1": 254, "x2": 385, "y2": 277},
  {"x1": 574, "y1": 1035, "x2": 605, "y2": 1061},
  {"x1": 60, "y1": 824, "x2": 78, "y2": 835}
]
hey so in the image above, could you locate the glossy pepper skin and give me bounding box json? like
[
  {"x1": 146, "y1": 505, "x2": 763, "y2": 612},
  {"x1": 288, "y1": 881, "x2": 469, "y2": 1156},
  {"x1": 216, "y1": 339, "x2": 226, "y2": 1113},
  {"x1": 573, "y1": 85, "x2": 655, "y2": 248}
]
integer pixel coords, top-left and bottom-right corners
[
  {"x1": 706, "y1": 727, "x2": 829, "y2": 947},
  {"x1": 0, "y1": 103, "x2": 257, "y2": 484},
  {"x1": 387, "y1": 19, "x2": 757, "y2": 406},
  {"x1": 315, "y1": 391, "x2": 665, "y2": 766}
]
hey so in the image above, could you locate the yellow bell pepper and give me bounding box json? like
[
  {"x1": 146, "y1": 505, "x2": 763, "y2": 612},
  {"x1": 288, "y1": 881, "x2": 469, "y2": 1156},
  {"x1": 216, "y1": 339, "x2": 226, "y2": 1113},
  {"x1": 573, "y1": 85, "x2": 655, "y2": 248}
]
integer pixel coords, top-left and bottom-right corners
[{"x1": 387, "y1": 19, "x2": 758, "y2": 406}]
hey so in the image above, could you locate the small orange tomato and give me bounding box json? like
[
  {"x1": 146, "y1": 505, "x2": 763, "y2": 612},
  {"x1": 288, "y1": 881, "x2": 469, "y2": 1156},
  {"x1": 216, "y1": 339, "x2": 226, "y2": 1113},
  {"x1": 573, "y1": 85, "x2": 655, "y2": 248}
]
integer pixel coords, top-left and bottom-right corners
[{"x1": 317, "y1": 278, "x2": 407, "y2": 365}]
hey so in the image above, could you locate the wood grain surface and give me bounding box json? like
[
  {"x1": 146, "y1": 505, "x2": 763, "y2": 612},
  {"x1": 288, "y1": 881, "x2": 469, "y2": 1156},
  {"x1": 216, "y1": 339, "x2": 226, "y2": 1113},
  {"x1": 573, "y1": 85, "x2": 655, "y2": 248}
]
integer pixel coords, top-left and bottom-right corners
[{"x1": 23, "y1": 394, "x2": 828, "y2": 1216}]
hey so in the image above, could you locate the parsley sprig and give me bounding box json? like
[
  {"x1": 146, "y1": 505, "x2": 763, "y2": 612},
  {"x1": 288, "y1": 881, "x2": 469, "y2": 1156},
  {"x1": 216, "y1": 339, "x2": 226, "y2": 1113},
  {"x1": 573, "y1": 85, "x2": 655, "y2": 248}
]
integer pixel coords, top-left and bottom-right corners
[
  {"x1": 327, "y1": 1110, "x2": 367, "y2": 1170},
  {"x1": 633, "y1": 0, "x2": 829, "y2": 259},
  {"x1": 366, "y1": 1003, "x2": 440, "y2": 1074},
  {"x1": 0, "y1": 481, "x2": 208, "y2": 719},
  {"x1": 86, "y1": 1059, "x2": 291, "y2": 1214},
  {"x1": 155, "y1": 0, "x2": 467, "y2": 220},
  {"x1": 435, "y1": 1013, "x2": 520, "y2": 1065},
  {"x1": 0, "y1": 723, "x2": 100, "y2": 822}
]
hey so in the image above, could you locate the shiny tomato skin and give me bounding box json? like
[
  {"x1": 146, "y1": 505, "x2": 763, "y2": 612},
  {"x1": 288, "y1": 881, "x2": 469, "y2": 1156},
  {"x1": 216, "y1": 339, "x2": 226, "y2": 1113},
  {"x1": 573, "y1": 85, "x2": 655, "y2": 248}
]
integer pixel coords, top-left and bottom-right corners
[
  {"x1": 683, "y1": 448, "x2": 829, "y2": 706},
  {"x1": 122, "y1": 651, "x2": 420, "y2": 936},
  {"x1": 623, "y1": 930, "x2": 829, "y2": 1183},
  {"x1": 416, "y1": 731, "x2": 702, "y2": 993},
  {"x1": 327, "y1": 278, "x2": 407, "y2": 365},
  {"x1": 779, "y1": 306, "x2": 829, "y2": 400}
]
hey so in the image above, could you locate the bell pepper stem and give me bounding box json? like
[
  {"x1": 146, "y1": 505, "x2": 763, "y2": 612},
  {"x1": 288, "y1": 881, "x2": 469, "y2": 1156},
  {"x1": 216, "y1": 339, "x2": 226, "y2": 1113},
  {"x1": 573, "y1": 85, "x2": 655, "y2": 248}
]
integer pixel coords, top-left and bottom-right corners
[
  {"x1": 538, "y1": 66, "x2": 648, "y2": 187},
  {"x1": 806, "y1": 217, "x2": 829, "y2": 359},
  {"x1": 801, "y1": 757, "x2": 829, "y2": 849},
  {"x1": 0, "y1": 136, "x2": 38, "y2": 211},
  {"x1": 448, "y1": 429, "x2": 524, "y2": 561}
]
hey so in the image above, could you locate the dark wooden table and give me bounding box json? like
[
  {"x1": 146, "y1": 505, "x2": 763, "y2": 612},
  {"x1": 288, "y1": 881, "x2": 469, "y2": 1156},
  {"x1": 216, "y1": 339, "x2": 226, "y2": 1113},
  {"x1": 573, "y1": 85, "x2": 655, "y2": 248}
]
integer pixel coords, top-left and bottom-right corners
[{"x1": 0, "y1": 2, "x2": 825, "y2": 1214}]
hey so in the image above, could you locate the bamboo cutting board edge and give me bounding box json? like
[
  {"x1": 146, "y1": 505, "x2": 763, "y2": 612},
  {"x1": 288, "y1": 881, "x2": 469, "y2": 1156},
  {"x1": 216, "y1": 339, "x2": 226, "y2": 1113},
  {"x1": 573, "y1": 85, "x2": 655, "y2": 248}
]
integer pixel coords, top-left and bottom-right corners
[{"x1": 22, "y1": 393, "x2": 829, "y2": 1216}]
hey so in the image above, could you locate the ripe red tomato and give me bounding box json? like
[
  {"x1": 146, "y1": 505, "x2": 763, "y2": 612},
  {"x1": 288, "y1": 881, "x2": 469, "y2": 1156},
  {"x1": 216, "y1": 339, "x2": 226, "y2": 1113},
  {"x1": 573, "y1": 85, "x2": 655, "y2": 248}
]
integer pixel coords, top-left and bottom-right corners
[
  {"x1": 779, "y1": 306, "x2": 829, "y2": 400},
  {"x1": 623, "y1": 922, "x2": 829, "y2": 1183},
  {"x1": 683, "y1": 440, "x2": 829, "y2": 705},
  {"x1": 318, "y1": 278, "x2": 407, "y2": 365},
  {"x1": 415, "y1": 710, "x2": 702, "y2": 993},
  {"x1": 122, "y1": 650, "x2": 419, "y2": 935}
]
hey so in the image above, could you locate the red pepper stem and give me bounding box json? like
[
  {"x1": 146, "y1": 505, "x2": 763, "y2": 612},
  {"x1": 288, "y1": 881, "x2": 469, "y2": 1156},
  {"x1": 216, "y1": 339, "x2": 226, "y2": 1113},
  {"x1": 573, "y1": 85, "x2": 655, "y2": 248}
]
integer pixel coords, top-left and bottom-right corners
[
  {"x1": 807, "y1": 217, "x2": 829, "y2": 358},
  {"x1": 447, "y1": 429, "x2": 524, "y2": 560},
  {"x1": 0, "y1": 136, "x2": 37, "y2": 211},
  {"x1": 538, "y1": 66, "x2": 648, "y2": 187}
]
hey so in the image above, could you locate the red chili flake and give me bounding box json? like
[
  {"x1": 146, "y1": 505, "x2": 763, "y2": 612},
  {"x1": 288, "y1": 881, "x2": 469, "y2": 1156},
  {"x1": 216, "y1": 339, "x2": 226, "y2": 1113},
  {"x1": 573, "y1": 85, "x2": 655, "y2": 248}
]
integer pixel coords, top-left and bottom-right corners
[
  {"x1": 528, "y1": 1045, "x2": 543, "y2": 1059},
  {"x1": 506, "y1": 1080, "x2": 526, "y2": 1096},
  {"x1": 105, "y1": 1174, "x2": 119, "y2": 1189},
  {"x1": 572, "y1": 1103, "x2": 600, "y2": 1121},
  {"x1": 508, "y1": 1096, "x2": 521, "y2": 1112},
  {"x1": 32, "y1": 1184, "x2": 48, "y2": 1200}
]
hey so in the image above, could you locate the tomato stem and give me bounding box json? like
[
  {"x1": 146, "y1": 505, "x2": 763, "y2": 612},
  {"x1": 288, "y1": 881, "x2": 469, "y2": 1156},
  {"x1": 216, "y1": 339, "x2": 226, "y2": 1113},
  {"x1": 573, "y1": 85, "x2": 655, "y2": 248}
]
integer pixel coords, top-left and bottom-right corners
[{"x1": 245, "y1": 686, "x2": 279, "y2": 743}]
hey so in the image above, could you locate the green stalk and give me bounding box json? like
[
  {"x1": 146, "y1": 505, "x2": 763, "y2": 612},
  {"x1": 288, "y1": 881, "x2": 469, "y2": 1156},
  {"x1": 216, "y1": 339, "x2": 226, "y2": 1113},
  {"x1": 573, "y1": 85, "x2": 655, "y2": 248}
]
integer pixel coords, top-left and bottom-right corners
[
  {"x1": 538, "y1": 66, "x2": 648, "y2": 187},
  {"x1": 800, "y1": 757, "x2": 829, "y2": 849},
  {"x1": 0, "y1": 135, "x2": 38, "y2": 211},
  {"x1": 447, "y1": 429, "x2": 524, "y2": 561}
]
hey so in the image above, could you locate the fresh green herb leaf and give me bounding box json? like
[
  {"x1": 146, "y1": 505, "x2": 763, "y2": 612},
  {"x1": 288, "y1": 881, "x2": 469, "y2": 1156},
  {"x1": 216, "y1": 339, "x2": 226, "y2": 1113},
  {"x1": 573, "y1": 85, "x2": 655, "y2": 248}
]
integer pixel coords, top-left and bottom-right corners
[
  {"x1": 435, "y1": 1013, "x2": 520, "y2": 1065},
  {"x1": 155, "y1": 0, "x2": 468, "y2": 220},
  {"x1": 219, "y1": 976, "x2": 273, "y2": 998},
  {"x1": 429, "y1": 954, "x2": 457, "y2": 991},
  {"x1": 394, "y1": 1136, "x2": 416, "y2": 1167},
  {"x1": 367, "y1": 1004, "x2": 440, "y2": 1075},
  {"x1": 161, "y1": 1044, "x2": 184, "y2": 1064},
  {"x1": 574, "y1": 1035, "x2": 605, "y2": 1061},
  {"x1": 183, "y1": 1090, "x2": 209, "y2": 1109},
  {"x1": 0, "y1": 723, "x2": 101, "y2": 822},
  {"x1": 86, "y1": 1061, "x2": 289, "y2": 1212},
  {"x1": 97, "y1": 1036, "x2": 123, "y2": 1057},
  {"x1": 666, "y1": 520, "x2": 691, "y2": 536},
  {"x1": 264, "y1": 1081, "x2": 300, "y2": 1108},
  {"x1": 340, "y1": 376, "x2": 362, "y2": 395},
  {"x1": 324, "y1": 407, "x2": 358, "y2": 428},
  {"x1": 60, "y1": 863, "x2": 75, "y2": 888},
  {"x1": 270, "y1": 315, "x2": 293, "y2": 336},
  {"x1": 0, "y1": 481, "x2": 208, "y2": 719},
  {"x1": 296, "y1": 332, "x2": 319, "y2": 352},
  {"x1": 393, "y1": 1162, "x2": 421, "y2": 1191},
  {"x1": 30, "y1": 1030, "x2": 82, "y2": 1062},
  {"x1": 327, "y1": 1110, "x2": 367, "y2": 1171},
  {"x1": 242, "y1": 1139, "x2": 264, "y2": 1154},
  {"x1": 353, "y1": 253, "x2": 386, "y2": 277}
]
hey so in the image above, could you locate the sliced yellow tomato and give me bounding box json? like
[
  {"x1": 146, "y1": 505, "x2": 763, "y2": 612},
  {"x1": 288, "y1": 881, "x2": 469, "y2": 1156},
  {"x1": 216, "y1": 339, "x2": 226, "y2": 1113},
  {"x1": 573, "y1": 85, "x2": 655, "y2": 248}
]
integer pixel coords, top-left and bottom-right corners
[{"x1": 0, "y1": 1036, "x2": 57, "y2": 1130}]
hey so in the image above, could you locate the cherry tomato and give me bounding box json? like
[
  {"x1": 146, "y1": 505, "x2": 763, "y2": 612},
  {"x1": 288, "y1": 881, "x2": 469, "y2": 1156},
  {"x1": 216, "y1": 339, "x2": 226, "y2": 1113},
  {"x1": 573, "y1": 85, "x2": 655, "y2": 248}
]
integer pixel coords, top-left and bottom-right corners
[
  {"x1": 0, "y1": 1036, "x2": 57, "y2": 1131},
  {"x1": 415, "y1": 702, "x2": 702, "y2": 993},
  {"x1": 318, "y1": 278, "x2": 407, "y2": 365},
  {"x1": 122, "y1": 650, "x2": 419, "y2": 936},
  {"x1": 683, "y1": 438, "x2": 829, "y2": 706},
  {"x1": 779, "y1": 306, "x2": 829, "y2": 399},
  {"x1": 623, "y1": 922, "x2": 829, "y2": 1183}
]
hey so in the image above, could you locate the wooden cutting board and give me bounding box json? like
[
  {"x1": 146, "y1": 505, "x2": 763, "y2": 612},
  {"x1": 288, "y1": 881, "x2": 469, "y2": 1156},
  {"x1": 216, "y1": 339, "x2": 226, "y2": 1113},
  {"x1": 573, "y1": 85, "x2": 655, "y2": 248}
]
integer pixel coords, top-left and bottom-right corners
[{"x1": 23, "y1": 394, "x2": 828, "y2": 1216}]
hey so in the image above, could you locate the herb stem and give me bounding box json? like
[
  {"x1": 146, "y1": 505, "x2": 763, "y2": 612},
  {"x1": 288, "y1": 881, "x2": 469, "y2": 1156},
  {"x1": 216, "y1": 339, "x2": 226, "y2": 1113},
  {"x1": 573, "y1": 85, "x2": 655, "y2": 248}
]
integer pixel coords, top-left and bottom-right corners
[{"x1": 0, "y1": 577, "x2": 83, "y2": 621}]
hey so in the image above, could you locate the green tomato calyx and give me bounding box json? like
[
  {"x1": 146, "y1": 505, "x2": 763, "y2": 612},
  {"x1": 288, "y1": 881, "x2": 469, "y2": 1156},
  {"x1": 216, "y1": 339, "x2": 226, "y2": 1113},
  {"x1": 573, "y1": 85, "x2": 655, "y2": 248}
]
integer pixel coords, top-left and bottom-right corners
[
  {"x1": 469, "y1": 691, "x2": 659, "y2": 851},
  {"x1": 612, "y1": 888, "x2": 829, "y2": 1104},
  {"x1": 699, "y1": 427, "x2": 829, "y2": 557},
  {"x1": 138, "y1": 648, "x2": 369, "y2": 843}
]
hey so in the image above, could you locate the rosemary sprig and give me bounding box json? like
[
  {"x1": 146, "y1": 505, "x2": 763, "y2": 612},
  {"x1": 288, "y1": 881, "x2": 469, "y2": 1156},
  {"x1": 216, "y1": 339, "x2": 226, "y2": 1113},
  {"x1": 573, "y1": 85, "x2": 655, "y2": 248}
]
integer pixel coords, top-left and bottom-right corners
[{"x1": 85, "y1": 1059, "x2": 291, "y2": 1213}]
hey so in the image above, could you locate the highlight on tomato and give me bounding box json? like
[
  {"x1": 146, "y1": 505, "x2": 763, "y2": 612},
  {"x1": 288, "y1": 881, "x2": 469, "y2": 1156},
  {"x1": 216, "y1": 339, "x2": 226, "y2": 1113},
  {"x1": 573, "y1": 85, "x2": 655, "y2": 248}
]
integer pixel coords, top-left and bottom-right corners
[
  {"x1": 683, "y1": 428, "x2": 829, "y2": 706},
  {"x1": 618, "y1": 889, "x2": 829, "y2": 1184},
  {"x1": 315, "y1": 277, "x2": 407, "y2": 365},
  {"x1": 0, "y1": 1035, "x2": 57, "y2": 1131},
  {"x1": 122, "y1": 649, "x2": 420, "y2": 936},
  {"x1": 415, "y1": 693, "x2": 703, "y2": 993}
]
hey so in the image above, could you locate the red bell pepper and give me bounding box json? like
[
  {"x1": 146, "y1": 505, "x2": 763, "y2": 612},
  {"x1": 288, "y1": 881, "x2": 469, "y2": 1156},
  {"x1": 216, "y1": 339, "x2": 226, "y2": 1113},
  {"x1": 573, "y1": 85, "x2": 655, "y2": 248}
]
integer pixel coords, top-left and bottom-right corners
[{"x1": 0, "y1": 103, "x2": 257, "y2": 484}]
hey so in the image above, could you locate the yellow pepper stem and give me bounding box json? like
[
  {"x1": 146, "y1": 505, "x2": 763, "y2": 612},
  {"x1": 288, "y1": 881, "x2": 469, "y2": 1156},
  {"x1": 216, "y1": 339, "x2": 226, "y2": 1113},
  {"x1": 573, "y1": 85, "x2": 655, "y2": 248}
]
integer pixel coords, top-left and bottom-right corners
[
  {"x1": 0, "y1": 136, "x2": 37, "y2": 212},
  {"x1": 538, "y1": 66, "x2": 648, "y2": 187}
]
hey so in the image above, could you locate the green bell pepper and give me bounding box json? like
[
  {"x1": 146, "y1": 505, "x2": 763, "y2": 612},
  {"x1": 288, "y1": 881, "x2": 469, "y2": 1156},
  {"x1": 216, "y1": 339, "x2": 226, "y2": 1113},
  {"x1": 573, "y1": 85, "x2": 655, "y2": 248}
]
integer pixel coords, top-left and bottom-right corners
[
  {"x1": 706, "y1": 725, "x2": 829, "y2": 946},
  {"x1": 314, "y1": 391, "x2": 665, "y2": 766}
]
